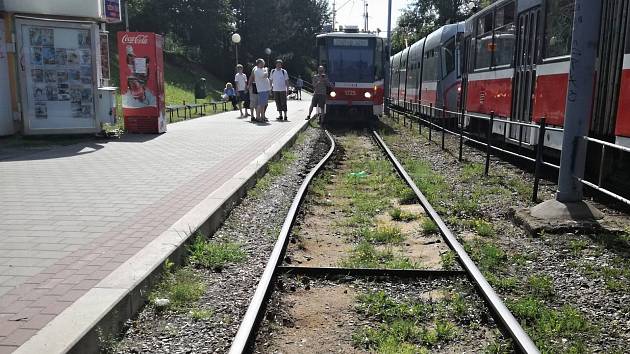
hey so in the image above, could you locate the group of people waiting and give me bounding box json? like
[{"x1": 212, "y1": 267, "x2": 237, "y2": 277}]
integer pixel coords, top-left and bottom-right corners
[{"x1": 223, "y1": 60, "x2": 330, "y2": 123}]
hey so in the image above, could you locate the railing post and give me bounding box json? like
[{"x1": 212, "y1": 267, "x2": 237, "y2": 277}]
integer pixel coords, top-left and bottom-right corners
[
  {"x1": 419, "y1": 110, "x2": 422, "y2": 134},
  {"x1": 441, "y1": 106, "x2": 446, "y2": 150},
  {"x1": 459, "y1": 108, "x2": 465, "y2": 162},
  {"x1": 485, "y1": 111, "x2": 494, "y2": 176},
  {"x1": 428, "y1": 103, "x2": 433, "y2": 142},
  {"x1": 532, "y1": 117, "x2": 547, "y2": 202},
  {"x1": 598, "y1": 144, "x2": 605, "y2": 187}
]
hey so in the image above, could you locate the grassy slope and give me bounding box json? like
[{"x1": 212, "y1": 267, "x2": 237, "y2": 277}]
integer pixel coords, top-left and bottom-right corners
[{"x1": 110, "y1": 52, "x2": 225, "y2": 106}]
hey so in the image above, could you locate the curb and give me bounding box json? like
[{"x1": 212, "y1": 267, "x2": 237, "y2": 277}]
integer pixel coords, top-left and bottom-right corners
[{"x1": 13, "y1": 119, "x2": 311, "y2": 354}]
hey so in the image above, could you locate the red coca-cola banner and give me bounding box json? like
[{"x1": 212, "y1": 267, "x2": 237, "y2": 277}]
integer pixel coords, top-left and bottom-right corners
[{"x1": 117, "y1": 32, "x2": 166, "y2": 133}]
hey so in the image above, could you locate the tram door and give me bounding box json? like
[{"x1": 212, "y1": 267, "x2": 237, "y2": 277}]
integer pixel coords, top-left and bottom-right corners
[
  {"x1": 591, "y1": 0, "x2": 630, "y2": 140},
  {"x1": 510, "y1": 6, "x2": 541, "y2": 142}
]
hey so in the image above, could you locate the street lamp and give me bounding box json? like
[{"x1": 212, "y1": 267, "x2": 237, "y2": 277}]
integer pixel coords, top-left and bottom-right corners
[
  {"x1": 264, "y1": 47, "x2": 271, "y2": 66},
  {"x1": 232, "y1": 33, "x2": 241, "y2": 67}
]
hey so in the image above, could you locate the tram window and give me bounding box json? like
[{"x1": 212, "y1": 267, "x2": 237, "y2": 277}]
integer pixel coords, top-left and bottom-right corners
[
  {"x1": 543, "y1": 0, "x2": 575, "y2": 58},
  {"x1": 493, "y1": 2, "x2": 516, "y2": 67},
  {"x1": 375, "y1": 39, "x2": 384, "y2": 80},
  {"x1": 475, "y1": 12, "x2": 494, "y2": 70},
  {"x1": 444, "y1": 38, "x2": 456, "y2": 76},
  {"x1": 423, "y1": 49, "x2": 438, "y2": 81}
]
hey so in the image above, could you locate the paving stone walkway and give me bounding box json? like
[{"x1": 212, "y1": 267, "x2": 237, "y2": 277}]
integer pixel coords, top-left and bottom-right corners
[{"x1": 0, "y1": 99, "x2": 311, "y2": 353}]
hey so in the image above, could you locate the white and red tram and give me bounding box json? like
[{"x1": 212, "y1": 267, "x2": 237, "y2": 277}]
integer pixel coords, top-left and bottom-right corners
[
  {"x1": 316, "y1": 29, "x2": 385, "y2": 119},
  {"x1": 390, "y1": 0, "x2": 630, "y2": 149}
]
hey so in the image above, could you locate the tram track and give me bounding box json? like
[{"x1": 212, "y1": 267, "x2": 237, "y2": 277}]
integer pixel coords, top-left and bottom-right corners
[{"x1": 228, "y1": 128, "x2": 539, "y2": 354}]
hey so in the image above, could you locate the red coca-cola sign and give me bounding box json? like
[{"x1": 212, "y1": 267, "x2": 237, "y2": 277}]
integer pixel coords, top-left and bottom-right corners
[{"x1": 121, "y1": 34, "x2": 149, "y2": 45}]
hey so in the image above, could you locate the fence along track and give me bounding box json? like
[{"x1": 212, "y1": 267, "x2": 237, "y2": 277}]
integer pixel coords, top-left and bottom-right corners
[{"x1": 228, "y1": 128, "x2": 540, "y2": 354}]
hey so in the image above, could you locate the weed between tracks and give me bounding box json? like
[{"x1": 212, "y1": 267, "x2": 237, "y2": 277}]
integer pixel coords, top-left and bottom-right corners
[{"x1": 381, "y1": 116, "x2": 608, "y2": 353}]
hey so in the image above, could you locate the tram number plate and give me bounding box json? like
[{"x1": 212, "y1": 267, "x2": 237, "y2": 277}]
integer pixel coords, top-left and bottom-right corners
[{"x1": 344, "y1": 90, "x2": 357, "y2": 96}]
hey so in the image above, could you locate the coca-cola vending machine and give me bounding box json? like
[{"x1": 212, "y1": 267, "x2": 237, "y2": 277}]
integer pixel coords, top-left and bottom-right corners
[{"x1": 117, "y1": 32, "x2": 166, "y2": 133}]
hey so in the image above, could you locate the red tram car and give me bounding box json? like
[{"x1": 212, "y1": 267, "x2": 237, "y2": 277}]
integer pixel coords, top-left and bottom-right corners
[
  {"x1": 316, "y1": 28, "x2": 386, "y2": 119},
  {"x1": 390, "y1": 0, "x2": 630, "y2": 149}
]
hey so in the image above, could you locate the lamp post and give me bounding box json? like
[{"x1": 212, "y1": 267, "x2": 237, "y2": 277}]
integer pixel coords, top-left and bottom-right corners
[
  {"x1": 264, "y1": 47, "x2": 271, "y2": 66},
  {"x1": 232, "y1": 33, "x2": 241, "y2": 67}
]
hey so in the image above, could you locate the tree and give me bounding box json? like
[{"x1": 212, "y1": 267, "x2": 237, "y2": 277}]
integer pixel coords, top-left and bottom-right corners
[
  {"x1": 231, "y1": 0, "x2": 330, "y2": 78},
  {"x1": 392, "y1": 0, "x2": 494, "y2": 53}
]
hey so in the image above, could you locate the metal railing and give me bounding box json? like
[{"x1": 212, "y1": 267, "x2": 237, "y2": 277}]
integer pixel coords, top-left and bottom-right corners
[
  {"x1": 577, "y1": 136, "x2": 630, "y2": 205},
  {"x1": 386, "y1": 99, "x2": 630, "y2": 206}
]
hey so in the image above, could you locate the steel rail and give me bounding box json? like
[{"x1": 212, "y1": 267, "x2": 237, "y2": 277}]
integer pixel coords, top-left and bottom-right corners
[
  {"x1": 371, "y1": 130, "x2": 540, "y2": 354},
  {"x1": 228, "y1": 130, "x2": 336, "y2": 354}
]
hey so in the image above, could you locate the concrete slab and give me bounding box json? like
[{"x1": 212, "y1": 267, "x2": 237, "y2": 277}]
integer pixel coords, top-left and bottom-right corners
[{"x1": 0, "y1": 97, "x2": 312, "y2": 353}]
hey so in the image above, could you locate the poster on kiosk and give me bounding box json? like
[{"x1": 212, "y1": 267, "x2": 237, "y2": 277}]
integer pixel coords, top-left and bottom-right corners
[{"x1": 117, "y1": 32, "x2": 166, "y2": 133}]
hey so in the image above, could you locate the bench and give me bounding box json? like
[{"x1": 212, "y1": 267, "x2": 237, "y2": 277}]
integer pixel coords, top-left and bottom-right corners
[
  {"x1": 165, "y1": 103, "x2": 205, "y2": 121},
  {"x1": 207, "y1": 101, "x2": 228, "y2": 112}
]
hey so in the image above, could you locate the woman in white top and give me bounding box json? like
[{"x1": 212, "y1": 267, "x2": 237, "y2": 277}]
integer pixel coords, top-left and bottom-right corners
[{"x1": 249, "y1": 58, "x2": 271, "y2": 122}]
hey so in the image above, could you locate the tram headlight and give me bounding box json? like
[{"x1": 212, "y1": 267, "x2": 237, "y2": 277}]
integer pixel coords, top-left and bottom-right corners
[
  {"x1": 364, "y1": 92, "x2": 372, "y2": 99},
  {"x1": 330, "y1": 91, "x2": 337, "y2": 98}
]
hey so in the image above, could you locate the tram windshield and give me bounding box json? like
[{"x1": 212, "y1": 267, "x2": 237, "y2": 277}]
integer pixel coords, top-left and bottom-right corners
[{"x1": 327, "y1": 39, "x2": 375, "y2": 83}]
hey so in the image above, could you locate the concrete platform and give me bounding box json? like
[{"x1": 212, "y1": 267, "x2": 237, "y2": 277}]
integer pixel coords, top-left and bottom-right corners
[{"x1": 0, "y1": 98, "x2": 312, "y2": 353}]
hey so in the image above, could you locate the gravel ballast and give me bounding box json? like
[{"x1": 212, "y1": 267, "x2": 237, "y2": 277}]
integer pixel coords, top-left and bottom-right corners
[
  {"x1": 382, "y1": 115, "x2": 630, "y2": 352},
  {"x1": 114, "y1": 126, "x2": 329, "y2": 353}
]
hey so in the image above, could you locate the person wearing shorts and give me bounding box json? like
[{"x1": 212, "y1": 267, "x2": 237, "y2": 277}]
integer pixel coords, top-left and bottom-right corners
[
  {"x1": 235, "y1": 64, "x2": 248, "y2": 117},
  {"x1": 250, "y1": 58, "x2": 271, "y2": 122},
  {"x1": 307, "y1": 65, "x2": 331, "y2": 120}
]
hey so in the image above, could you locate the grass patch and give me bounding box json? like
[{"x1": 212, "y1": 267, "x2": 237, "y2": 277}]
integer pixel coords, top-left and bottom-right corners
[
  {"x1": 398, "y1": 189, "x2": 418, "y2": 204},
  {"x1": 440, "y1": 251, "x2": 457, "y2": 270},
  {"x1": 389, "y1": 207, "x2": 420, "y2": 222},
  {"x1": 527, "y1": 275, "x2": 555, "y2": 298},
  {"x1": 508, "y1": 297, "x2": 591, "y2": 352},
  {"x1": 360, "y1": 225, "x2": 405, "y2": 244},
  {"x1": 464, "y1": 239, "x2": 507, "y2": 273},
  {"x1": 150, "y1": 267, "x2": 205, "y2": 309},
  {"x1": 189, "y1": 308, "x2": 213, "y2": 320},
  {"x1": 461, "y1": 163, "x2": 484, "y2": 181},
  {"x1": 341, "y1": 241, "x2": 418, "y2": 269},
  {"x1": 421, "y1": 218, "x2": 439, "y2": 234},
  {"x1": 189, "y1": 235, "x2": 246, "y2": 271},
  {"x1": 485, "y1": 273, "x2": 519, "y2": 292},
  {"x1": 473, "y1": 219, "x2": 496, "y2": 237},
  {"x1": 353, "y1": 291, "x2": 458, "y2": 352},
  {"x1": 568, "y1": 239, "x2": 589, "y2": 256}
]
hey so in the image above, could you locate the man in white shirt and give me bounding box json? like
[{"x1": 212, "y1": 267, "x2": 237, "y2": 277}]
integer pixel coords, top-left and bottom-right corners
[
  {"x1": 234, "y1": 64, "x2": 248, "y2": 117},
  {"x1": 249, "y1": 58, "x2": 271, "y2": 122},
  {"x1": 270, "y1": 59, "x2": 289, "y2": 120}
]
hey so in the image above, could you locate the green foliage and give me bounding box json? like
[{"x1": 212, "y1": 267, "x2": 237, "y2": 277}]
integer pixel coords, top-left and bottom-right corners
[
  {"x1": 150, "y1": 267, "x2": 205, "y2": 309},
  {"x1": 440, "y1": 251, "x2": 457, "y2": 270},
  {"x1": 421, "y1": 218, "x2": 439, "y2": 234},
  {"x1": 464, "y1": 239, "x2": 506, "y2": 273},
  {"x1": 389, "y1": 208, "x2": 420, "y2": 222},
  {"x1": 473, "y1": 219, "x2": 495, "y2": 237},
  {"x1": 342, "y1": 241, "x2": 418, "y2": 269},
  {"x1": 189, "y1": 235, "x2": 246, "y2": 271},
  {"x1": 568, "y1": 239, "x2": 589, "y2": 256},
  {"x1": 189, "y1": 308, "x2": 213, "y2": 320},
  {"x1": 508, "y1": 297, "x2": 592, "y2": 351},
  {"x1": 361, "y1": 225, "x2": 405, "y2": 244},
  {"x1": 527, "y1": 275, "x2": 555, "y2": 298}
]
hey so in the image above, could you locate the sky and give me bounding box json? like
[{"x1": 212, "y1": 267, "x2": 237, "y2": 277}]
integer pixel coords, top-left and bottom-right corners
[{"x1": 333, "y1": 0, "x2": 411, "y2": 36}]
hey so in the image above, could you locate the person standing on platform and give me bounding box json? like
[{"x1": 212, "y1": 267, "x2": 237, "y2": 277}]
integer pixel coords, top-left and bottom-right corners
[
  {"x1": 235, "y1": 64, "x2": 249, "y2": 117},
  {"x1": 295, "y1": 75, "x2": 304, "y2": 100},
  {"x1": 271, "y1": 59, "x2": 290, "y2": 121},
  {"x1": 250, "y1": 58, "x2": 271, "y2": 122},
  {"x1": 307, "y1": 65, "x2": 330, "y2": 121}
]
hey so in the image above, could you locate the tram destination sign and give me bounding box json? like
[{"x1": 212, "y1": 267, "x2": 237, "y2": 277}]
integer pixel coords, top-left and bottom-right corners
[{"x1": 333, "y1": 38, "x2": 369, "y2": 47}]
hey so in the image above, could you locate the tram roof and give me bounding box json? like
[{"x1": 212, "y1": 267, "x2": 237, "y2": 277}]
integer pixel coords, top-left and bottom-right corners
[{"x1": 316, "y1": 32, "x2": 380, "y2": 39}]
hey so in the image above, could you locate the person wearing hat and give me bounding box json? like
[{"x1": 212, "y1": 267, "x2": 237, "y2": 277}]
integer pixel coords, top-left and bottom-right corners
[{"x1": 270, "y1": 59, "x2": 289, "y2": 120}]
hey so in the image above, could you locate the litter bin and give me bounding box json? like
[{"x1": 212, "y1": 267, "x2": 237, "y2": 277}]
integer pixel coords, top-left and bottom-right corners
[
  {"x1": 194, "y1": 78, "x2": 207, "y2": 103},
  {"x1": 97, "y1": 86, "x2": 118, "y2": 126}
]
